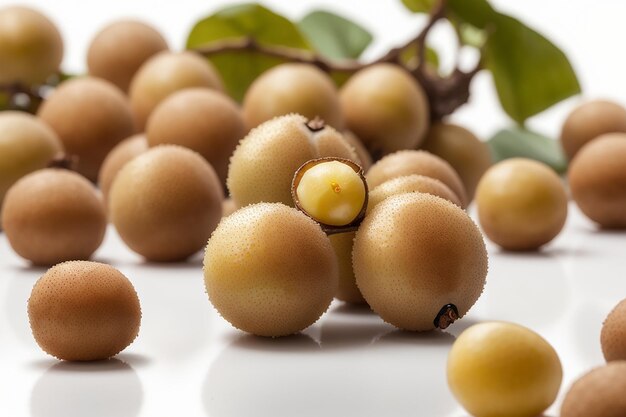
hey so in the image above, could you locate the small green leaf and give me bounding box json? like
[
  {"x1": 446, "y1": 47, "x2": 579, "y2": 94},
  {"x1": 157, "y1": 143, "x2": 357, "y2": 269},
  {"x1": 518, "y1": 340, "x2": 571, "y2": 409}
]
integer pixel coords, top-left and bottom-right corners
[
  {"x1": 400, "y1": 45, "x2": 439, "y2": 70},
  {"x1": 186, "y1": 3, "x2": 312, "y2": 101},
  {"x1": 299, "y1": 11, "x2": 373, "y2": 60},
  {"x1": 401, "y1": 0, "x2": 435, "y2": 13},
  {"x1": 448, "y1": 0, "x2": 496, "y2": 28},
  {"x1": 488, "y1": 128, "x2": 568, "y2": 173}
]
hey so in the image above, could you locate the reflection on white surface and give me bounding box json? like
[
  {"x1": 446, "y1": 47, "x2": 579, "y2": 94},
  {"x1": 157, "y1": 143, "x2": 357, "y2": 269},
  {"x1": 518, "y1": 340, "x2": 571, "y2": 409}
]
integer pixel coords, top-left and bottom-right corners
[{"x1": 5, "y1": 270, "x2": 43, "y2": 345}]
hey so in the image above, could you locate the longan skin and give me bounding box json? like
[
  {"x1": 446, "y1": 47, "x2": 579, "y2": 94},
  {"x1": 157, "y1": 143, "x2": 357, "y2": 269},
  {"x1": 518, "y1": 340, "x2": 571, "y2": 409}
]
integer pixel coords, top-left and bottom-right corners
[
  {"x1": 243, "y1": 63, "x2": 344, "y2": 131},
  {"x1": 2, "y1": 169, "x2": 106, "y2": 266},
  {"x1": 343, "y1": 131, "x2": 373, "y2": 172},
  {"x1": 353, "y1": 193, "x2": 487, "y2": 331},
  {"x1": 476, "y1": 158, "x2": 568, "y2": 251},
  {"x1": 109, "y1": 145, "x2": 223, "y2": 262},
  {"x1": 601, "y1": 299, "x2": 626, "y2": 362},
  {"x1": 560, "y1": 362, "x2": 626, "y2": 417},
  {"x1": 569, "y1": 134, "x2": 626, "y2": 228},
  {"x1": 37, "y1": 76, "x2": 135, "y2": 181},
  {"x1": 204, "y1": 203, "x2": 338, "y2": 337},
  {"x1": 330, "y1": 232, "x2": 366, "y2": 304},
  {"x1": 0, "y1": 6, "x2": 63, "y2": 85},
  {"x1": 28, "y1": 261, "x2": 141, "y2": 361},
  {"x1": 560, "y1": 100, "x2": 626, "y2": 160},
  {"x1": 368, "y1": 174, "x2": 462, "y2": 211},
  {"x1": 146, "y1": 88, "x2": 245, "y2": 188},
  {"x1": 98, "y1": 134, "x2": 148, "y2": 206},
  {"x1": 87, "y1": 20, "x2": 168, "y2": 92}
]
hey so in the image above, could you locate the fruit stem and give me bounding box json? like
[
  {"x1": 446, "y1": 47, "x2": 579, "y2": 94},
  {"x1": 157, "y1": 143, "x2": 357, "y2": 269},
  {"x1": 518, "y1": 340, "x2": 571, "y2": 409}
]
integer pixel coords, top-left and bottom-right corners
[
  {"x1": 305, "y1": 117, "x2": 326, "y2": 132},
  {"x1": 434, "y1": 304, "x2": 459, "y2": 329},
  {"x1": 48, "y1": 154, "x2": 78, "y2": 171}
]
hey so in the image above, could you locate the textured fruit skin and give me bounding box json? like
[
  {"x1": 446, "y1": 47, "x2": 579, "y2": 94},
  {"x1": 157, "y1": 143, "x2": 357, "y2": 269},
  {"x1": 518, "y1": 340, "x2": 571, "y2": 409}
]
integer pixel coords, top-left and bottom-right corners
[
  {"x1": 98, "y1": 134, "x2": 148, "y2": 206},
  {"x1": 343, "y1": 131, "x2": 373, "y2": 172},
  {"x1": 476, "y1": 158, "x2": 568, "y2": 251},
  {"x1": 340, "y1": 63, "x2": 430, "y2": 159},
  {"x1": 330, "y1": 232, "x2": 365, "y2": 304},
  {"x1": 28, "y1": 261, "x2": 141, "y2": 361},
  {"x1": 38, "y1": 77, "x2": 135, "y2": 181},
  {"x1": 129, "y1": 51, "x2": 224, "y2": 130},
  {"x1": 146, "y1": 88, "x2": 245, "y2": 188},
  {"x1": 109, "y1": 145, "x2": 223, "y2": 262},
  {"x1": 447, "y1": 322, "x2": 562, "y2": 417},
  {"x1": 560, "y1": 362, "x2": 626, "y2": 417},
  {"x1": 204, "y1": 203, "x2": 338, "y2": 337},
  {"x1": 353, "y1": 193, "x2": 487, "y2": 331},
  {"x1": 2, "y1": 169, "x2": 106, "y2": 266},
  {"x1": 560, "y1": 100, "x2": 626, "y2": 160},
  {"x1": 569, "y1": 134, "x2": 626, "y2": 228},
  {"x1": 601, "y1": 299, "x2": 626, "y2": 362},
  {"x1": 0, "y1": 6, "x2": 63, "y2": 85},
  {"x1": 368, "y1": 174, "x2": 462, "y2": 211},
  {"x1": 243, "y1": 63, "x2": 344, "y2": 131},
  {"x1": 87, "y1": 20, "x2": 168, "y2": 92}
]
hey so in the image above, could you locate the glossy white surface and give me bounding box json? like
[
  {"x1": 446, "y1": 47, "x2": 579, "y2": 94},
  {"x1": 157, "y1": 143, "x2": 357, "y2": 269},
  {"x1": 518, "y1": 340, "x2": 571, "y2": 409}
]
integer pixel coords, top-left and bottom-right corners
[{"x1": 0, "y1": 203, "x2": 623, "y2": 416}]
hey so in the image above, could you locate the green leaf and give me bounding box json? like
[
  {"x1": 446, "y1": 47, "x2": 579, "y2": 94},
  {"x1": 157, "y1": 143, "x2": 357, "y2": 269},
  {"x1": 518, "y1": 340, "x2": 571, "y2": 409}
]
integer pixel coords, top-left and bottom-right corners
[
  {"x1": 400, "y1": 45, "x2": 439, "y2": 70},
  {"x1": 186, "y1": 3, "x2": 312, "y2": 101},
  {"x1": 401, "y1": 0, "x2": 435, "y2": 13},
  {"x1": 299, "y1": 11, "x2": 372, "y2": 60},
  {"x1": 488, "y1": 128, "x2": 567, "y2": 173},
  {"x1": 448, "y1": 0, "x2": 496, "y2": 28}
]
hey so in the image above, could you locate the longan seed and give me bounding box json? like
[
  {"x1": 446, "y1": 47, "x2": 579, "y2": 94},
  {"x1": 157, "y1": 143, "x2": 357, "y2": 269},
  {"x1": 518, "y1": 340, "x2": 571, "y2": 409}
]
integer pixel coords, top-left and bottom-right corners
[
  {"x1": 368, "y1": 174, "x2": 462, "y2": 211},
  {"x1": 601, "y1": 299, "x2": 626, "y2": 362}
]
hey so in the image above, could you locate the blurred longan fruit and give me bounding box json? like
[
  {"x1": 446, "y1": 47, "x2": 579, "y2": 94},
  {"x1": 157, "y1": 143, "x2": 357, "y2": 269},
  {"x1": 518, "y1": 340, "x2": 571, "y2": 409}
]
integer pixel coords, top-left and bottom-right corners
[
  {"x1": 343, "y1": 131, "x2": 373, "y2": 172},
  {"x1": 28, "y1": 261, "x2": 141, "y2": 361},
  {"x1": 87, "y1": 20, "x2": 168, "y2": 92},
  {"x1": 569, "y1": 133, "x2": 626, "y2": 228},
  {"x1": 340, "y1": 63, "x2": 429, "y2": 159},
  {"x1": 368, "y1": 174, "x2": 462, "y2": 211},
  {"x1": 2, "y1": 169, "x2": 106, "y2": 265},
  {"x1": 203, "y1": 203, "x2": 338, "y2": 337},
  {"x1": 109, "y1": 145, "x2": 223, "y2": 262},
  {"x1": 38, "y1": 76, "x2": 135, "y2": 181},
  {"x1": 146, "y1": 88, "x2": 245, "y2": 188},
  {"x1": 221, "y1": 198, "x2": 237, "y2": 218},
  {"x1": 129, "y1": 51, "x2": 224, "y2": 130},
  {"x1": 330, "y1": 232, "x2": 365, "y2": 304},
  {"x1": 601, "y1": 298, "x2": 626, "y2": 362},
  {"x1": 98, "y1": 134, "x2": 148, "y2": 206},
  {"x1": 0, "y1": 6, "x2": 63, "y2": 85}
]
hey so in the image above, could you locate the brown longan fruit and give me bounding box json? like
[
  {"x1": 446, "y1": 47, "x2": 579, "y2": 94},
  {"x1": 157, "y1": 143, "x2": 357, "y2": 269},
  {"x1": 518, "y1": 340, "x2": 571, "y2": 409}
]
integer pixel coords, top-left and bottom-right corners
[
  {"x1": 330, "y1": 232, "x2": 365, "y2": 304},
  {"x1": 0, "y1": 6, "x2": 63, "y2": 85},
  {"x1": 87, "y1": 20, "x2": 168, "y2": 92},
  {"x1": 2, "y1": 169, "x2": 106, "y2": 265},
  {"x1": 569, "y1": 134, "x2": 626, "y2": 228},
  {"x1": 343, "y1": 131, "x2": 373, "y2": 172},
  {"x1": 353, "y1": 193, "x2": 488, "y2": 331},
  {"x1": 340, "y1": 63, "x2": 430, "y2": 159},
  {"x1": 129, "y1": 51, "x2": 224, "y2": 130},
  {"x1": 368, "y1": 174, "x2": 462, "y2": 211},
  {"x1": 601, "y1": 299, "x2": 626, "y2": 362},
  {"x1": 203, "y1": 203, "x2": 338, "y2": 337},
  {"x1": 560, "y1": 100, "x2": 626, "y2": 160},
  {"x1": 146, "y1": 88, "x2": 245, "y2": 188},
  {"x1": 367, "y1": 150, "x2": 467, "y2": 207},
  {"x1": 38, "y1": 76, "x2": 135, "y2": 181},
  {"x1": 28, "y1": 261, "x2": 141, "y2": 361},
  {"x1": 476, "y1": 158, "x2": 568, "y2": 251},
  {"x1": 109, "y1": 145, "x2": 223, "y2": 262},
  {"x1": 221, "y1": 198, "x2": 237, "y2": 218},
  {"x1": 242, "y1": 63, "x2": 344, "y2": 130},
  {"x1": 422, "y1": 122, "x2": 492, "y2": 201},
  {"x1": 227, "y1": 114, "x2": 359, "y2": 208},
  {"x1": 560, "y1": 362, "x2": 626, "y2": 417}
]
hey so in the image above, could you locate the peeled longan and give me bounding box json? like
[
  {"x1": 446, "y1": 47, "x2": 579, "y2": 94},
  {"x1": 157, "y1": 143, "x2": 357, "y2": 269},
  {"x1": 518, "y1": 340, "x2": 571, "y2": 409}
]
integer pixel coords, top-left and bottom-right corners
[
  {"x1": 98, "y1": 134, "x2": 148, "y2": 206},
  {"x1": 601, "y1": 299, "x2": 626, "y2": 362},
  {"x1": 560, "y1": 100, "x2": 626, "y2": 160},
  {"x1": 2, "y1": 169, "x2": 106, "y2": 266},
  {"x1": 146, "y1": 88, "x2": 245, "y2": 187},
  {"x1": 368, "y1": 174, "x2": 462, "y2": 211},
  {"x1": 353, "y1": 193, "x2": 488, "y2": 331},
  {"x1": 38, "y1": 76, "x2": 135, "y2": 181},
  {"x1": 87, "y1": 20, "x2": 168, "y2": 92},
  {"x1": 569, "y1": 134, "x2": 626, "y2": 228},
  {"x1": 109, "y1": 145, "x2": 223, "y2": 262},
  {"x1": 28, "y1": 261, "x2": 141, "y2": 361},
  {"x1": 203, "y1": 203, "x2": 338, "y2": 337},
  {"x1": 330, "y1": 232, "x2": 365, "y2": 304}
]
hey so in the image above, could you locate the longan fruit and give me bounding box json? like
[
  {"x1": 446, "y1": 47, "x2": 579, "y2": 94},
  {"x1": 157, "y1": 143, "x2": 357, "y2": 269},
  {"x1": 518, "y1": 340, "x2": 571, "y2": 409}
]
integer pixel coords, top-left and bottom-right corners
[
  {"x1": 330, "y1": 232, "x2": 365, "y2": 304},
  {"x1": 227, "y1": 114, "x2": 359, "y2": 208},
  {"x1": 28, "y1": 261, "x2": 141, "y2": 361},
  {"x1": 129, "y1": 51, "x2": 224, "y2": 130},
  {"x1": 368, "y1": 174, "x2": 462, "y2": 211},
  {"x1": 203, "y1": 203, "x2": 338, "y2": 337},
  {"x1": 109, "y1": 145, "x2": 223, "y2": 262},
  {"x1": 601, "y1": 299, "x2": 626, "y2": 362},
  {"x1": 422, "y1": 122, "x2": 492, "y2": 200},
  {"x1": 560, "y1": 100, "x2": 626, "y2": 160},
  {"x1": 242, "y1": 63, "x2": 344, "y2": 130},
  {"x1": 340, "y1": 63, "x2": 430, "y2": 159},
  {"x1": 222, "y1": 198, "x2": 237, "y2": 218},
  {"x1": 2, "y1": 169, "x2": 106, "y2": 266},
  {"x1": 569, "y1": 134, "x2": 626, "y2": 228},
  {"x1": 560, "y1": 362, "x2": 626, "y2": 417},
  {"x1": 343, "y1": 131, "x2": 373, "y2": 172},
  {"x1": 366, "y1": 150, "x2": 467, "y2": 207},
  {"x1": 353, "y1": 193, "x2": 487, "y2": 331},
  {"x1": 0, "y1": 6, "x2": 63, "y2": 85},
  {"x1": 146, "y1": 88, "x2": 245, "y2": 188},
  {"x1": 38, "y1": 76, "x2": 135, "y2": 181},
  {"x1": 87, "y1": 20, "x2": 168, "y2": 92},
  {"x1": 476, "y1": 158, "x2": 568, "y2": 251}
]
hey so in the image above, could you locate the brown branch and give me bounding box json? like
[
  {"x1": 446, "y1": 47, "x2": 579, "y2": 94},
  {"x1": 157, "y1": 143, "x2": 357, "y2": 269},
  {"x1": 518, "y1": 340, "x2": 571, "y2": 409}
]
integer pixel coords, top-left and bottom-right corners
[{"x1": 0, "y1": 82, "x2": 45, "y2": 113}]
